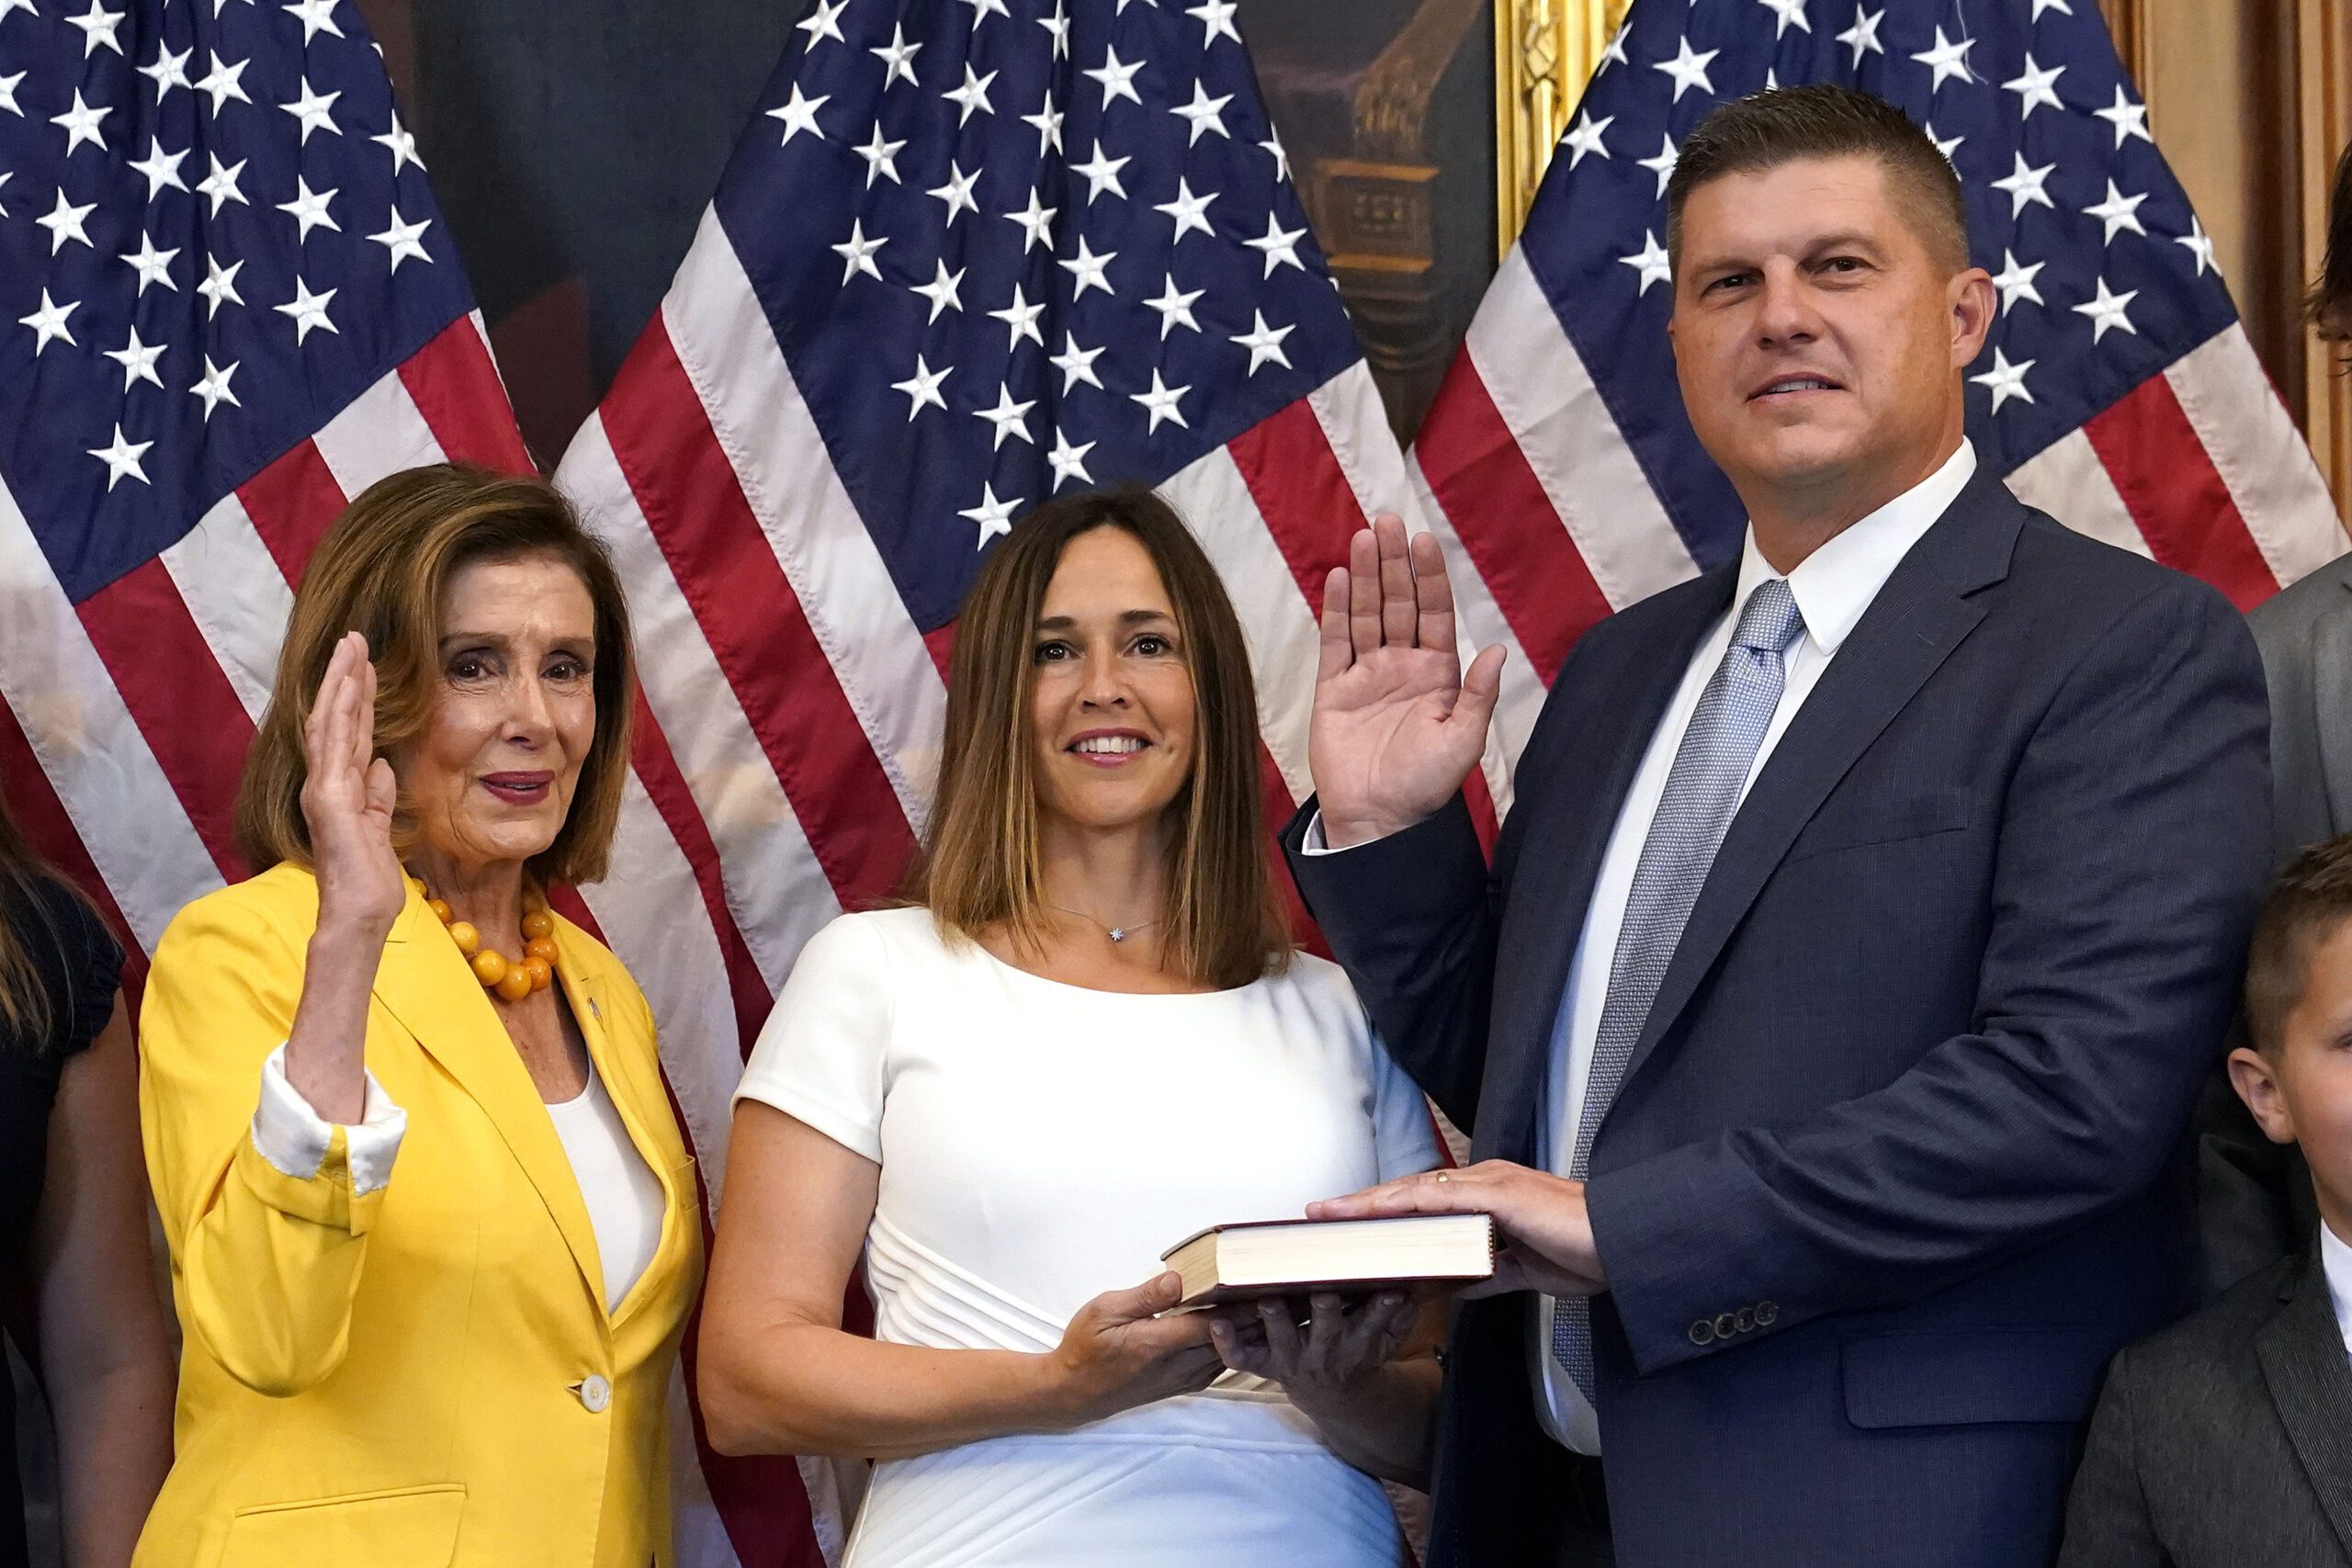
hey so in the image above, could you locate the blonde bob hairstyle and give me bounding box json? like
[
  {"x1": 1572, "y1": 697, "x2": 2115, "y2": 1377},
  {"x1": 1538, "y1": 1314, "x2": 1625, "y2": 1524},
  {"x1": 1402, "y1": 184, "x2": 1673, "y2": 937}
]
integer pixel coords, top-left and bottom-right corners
[
  {"x1": 235, "y1": 463, "x2": 635, "y2": 888},
  {"x1": 907, "y1": 488, "x2": 1293, "y2": 990}
]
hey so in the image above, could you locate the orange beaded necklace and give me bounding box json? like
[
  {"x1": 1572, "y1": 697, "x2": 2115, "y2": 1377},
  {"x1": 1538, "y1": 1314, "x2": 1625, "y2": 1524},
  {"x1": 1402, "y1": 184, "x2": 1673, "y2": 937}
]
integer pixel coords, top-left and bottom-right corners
[{"x1": 424, "y1": 887, "x2": 559, "y2": 1004}]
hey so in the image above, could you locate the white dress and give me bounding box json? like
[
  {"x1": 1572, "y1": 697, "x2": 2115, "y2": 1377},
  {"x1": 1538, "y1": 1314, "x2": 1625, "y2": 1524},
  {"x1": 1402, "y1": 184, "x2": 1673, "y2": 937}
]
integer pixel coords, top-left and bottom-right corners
[{"x1": 734, "y1": 908, "x2": 1442, "y2": 1568}]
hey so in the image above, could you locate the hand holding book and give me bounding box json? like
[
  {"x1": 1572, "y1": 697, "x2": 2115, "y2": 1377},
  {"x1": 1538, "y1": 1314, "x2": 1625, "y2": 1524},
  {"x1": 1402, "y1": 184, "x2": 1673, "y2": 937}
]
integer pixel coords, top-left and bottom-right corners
[
  {"x1": 1203, "y1": 1290, "x2": 1419, "y2": 1395},
  {"x1": 1041, "y1": 1272, "x2": 1227, "y2": 1427}
]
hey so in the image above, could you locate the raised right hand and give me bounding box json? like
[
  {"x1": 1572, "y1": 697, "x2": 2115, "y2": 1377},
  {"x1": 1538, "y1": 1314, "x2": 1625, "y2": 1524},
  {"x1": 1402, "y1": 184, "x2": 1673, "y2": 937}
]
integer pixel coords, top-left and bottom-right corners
[
  {"x1": 300, "y1": 631, "x2": 405, "y2": 938},
  {"x1": 1046, "y1": 1272, "x2": 1224, "y2": 1426},
  {"x1": 1309, "y1": 515, "x2": 1505, "y2": 849}
]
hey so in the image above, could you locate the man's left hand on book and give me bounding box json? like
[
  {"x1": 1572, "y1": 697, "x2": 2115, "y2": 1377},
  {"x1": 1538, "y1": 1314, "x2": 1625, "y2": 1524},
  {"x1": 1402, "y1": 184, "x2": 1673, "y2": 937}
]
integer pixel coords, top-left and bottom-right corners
[{"x1": 1312, "y1": 1162, "x2": 1608, "y2": 1301}]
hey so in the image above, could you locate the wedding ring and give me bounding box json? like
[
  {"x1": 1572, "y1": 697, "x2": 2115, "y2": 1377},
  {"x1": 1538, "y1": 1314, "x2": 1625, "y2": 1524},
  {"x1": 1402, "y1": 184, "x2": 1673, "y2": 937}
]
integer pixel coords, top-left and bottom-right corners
[{"x1": 1435, "y1": 1172, "x2": 1450, "y2": 1184}]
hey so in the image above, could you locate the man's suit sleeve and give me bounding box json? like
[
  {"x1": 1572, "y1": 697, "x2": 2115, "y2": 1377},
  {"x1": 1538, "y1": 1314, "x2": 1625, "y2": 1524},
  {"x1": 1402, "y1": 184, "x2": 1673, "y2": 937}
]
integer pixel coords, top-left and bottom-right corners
[
  {"x1": 2245, "y1": 555, "x2": 2344, "y2": 863},
  {"x1": 1587, "y1": 579, "x2": 2270, "y2": 1373},
  {"x1": 1282, "y1": 793, "x2": 1498, "y2": 1133},
  {"x1": 2054, "y1": 1351, "x2": 2169, "y2": 1568}
]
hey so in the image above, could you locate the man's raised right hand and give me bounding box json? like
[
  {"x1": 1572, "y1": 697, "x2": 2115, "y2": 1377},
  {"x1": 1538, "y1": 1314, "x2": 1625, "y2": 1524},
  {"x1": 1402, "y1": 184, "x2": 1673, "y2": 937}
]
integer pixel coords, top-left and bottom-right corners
[{"x1": 1308, "y1": 514, "x2": 1505, "y2": 849}]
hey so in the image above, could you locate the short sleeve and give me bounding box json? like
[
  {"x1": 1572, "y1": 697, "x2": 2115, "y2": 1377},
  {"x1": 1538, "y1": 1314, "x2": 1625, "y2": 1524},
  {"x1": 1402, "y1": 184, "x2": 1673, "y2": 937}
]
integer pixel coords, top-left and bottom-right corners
[
  {"x1": 11, "y1": 875, "x2": 123, "y2": 1059},
  {"x1": 1368, "y1": 1029, "x2": 1444, "y2": 1182},
  {"x1": 734, "y1": 913, "x2": 896, "y2": 1164}
]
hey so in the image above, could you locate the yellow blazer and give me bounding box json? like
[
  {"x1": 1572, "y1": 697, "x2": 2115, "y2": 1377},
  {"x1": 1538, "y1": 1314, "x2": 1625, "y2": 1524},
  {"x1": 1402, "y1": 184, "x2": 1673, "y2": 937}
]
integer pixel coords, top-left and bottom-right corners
[{"x1": 135, "y1": 863, "x2": 703, "y2": 1568}]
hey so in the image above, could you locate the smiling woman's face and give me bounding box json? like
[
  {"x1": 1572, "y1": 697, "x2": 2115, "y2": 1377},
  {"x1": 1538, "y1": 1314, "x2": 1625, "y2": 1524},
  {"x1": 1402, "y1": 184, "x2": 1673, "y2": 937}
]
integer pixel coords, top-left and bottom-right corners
[
  {"x1": 1027, "y1": 525, "x2": 1197, "y2": 837},
  {"x1": 395, "y1": 552, "x2": 599, "y2": 874}
]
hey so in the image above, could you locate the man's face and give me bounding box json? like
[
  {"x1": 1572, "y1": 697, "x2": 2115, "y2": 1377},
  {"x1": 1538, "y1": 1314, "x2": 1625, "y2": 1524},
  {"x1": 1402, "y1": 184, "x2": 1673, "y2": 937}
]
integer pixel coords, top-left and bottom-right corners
[
  {"x1": 2232, "y1": 918, "x2": 2352, "y2": 1234},
  {"x1": 1668, "y1": 154, "x2": 1990, "y2": 503}
]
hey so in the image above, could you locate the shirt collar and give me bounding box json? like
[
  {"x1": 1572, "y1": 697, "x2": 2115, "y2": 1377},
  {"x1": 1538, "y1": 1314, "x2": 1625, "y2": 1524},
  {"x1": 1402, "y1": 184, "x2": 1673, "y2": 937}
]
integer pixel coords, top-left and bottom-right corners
[
  {"x1": 1733, "y1": 440, "x2": 1978, "y2": 656},
  {"x1": 2320, "y1": 1218, "x2": 2352, "y2": 1357}
]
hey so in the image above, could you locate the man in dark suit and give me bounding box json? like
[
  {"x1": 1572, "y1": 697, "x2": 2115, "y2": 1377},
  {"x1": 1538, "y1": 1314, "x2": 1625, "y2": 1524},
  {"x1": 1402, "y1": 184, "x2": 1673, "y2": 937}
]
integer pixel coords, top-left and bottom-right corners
[
  {"x1": 1291, "y1": 86, "x2": 2270, "y2": 1566},
  {"x1": 2061, "y1": 839, "x2": 2352, "y2": 1567}
]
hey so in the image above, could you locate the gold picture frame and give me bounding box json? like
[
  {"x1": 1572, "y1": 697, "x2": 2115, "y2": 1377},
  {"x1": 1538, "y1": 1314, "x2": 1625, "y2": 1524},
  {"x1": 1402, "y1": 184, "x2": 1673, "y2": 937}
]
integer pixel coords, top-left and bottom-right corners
[{"x1": 1494, "y1": 0, "x2": 1633, "y2": 253}]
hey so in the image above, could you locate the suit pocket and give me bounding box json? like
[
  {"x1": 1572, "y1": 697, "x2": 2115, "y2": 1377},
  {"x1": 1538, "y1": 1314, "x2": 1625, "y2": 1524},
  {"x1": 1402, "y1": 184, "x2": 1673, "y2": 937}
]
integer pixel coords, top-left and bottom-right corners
[
  {"x1": 222, "y1": 1483, "x2": 465, "y2": 1566},
  {"x1": 1840, "y1": 1326, "x2": 2114, "y2": 1429},
  {"x1": 1786, "y1": 786, "x2": 1973, "y2": 863}
]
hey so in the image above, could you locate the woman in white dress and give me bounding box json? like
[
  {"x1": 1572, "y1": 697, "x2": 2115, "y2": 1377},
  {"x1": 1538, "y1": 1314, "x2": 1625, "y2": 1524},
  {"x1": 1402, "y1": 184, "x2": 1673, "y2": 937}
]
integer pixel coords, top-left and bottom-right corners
[{"x1": 700, "y1": 489, "x2": 1444, "y2": 1567}]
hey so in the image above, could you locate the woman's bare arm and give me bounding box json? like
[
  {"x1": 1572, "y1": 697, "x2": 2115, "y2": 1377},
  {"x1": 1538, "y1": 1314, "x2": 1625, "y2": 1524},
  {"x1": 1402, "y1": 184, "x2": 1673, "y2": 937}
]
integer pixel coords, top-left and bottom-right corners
[
  {"x1": 698, "y1": 1101, "x2": 1223, "y2": 1461},
  {"x1": 33, "y1": 998, "x2": 175, "y2": 1567}
]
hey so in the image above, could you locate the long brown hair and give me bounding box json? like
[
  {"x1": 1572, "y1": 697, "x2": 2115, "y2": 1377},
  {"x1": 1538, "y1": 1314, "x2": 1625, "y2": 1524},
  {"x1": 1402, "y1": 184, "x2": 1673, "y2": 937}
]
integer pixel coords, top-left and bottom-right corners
[
  {"x1": 0, "y1": 790, "x2": 83, "y2": 1043},
  {"x1": 235, "y1": 464, "x2": 636, "y2": 887},
  {"x1": 907, "y1": 489, "x2": 1292, "y2": 989}
]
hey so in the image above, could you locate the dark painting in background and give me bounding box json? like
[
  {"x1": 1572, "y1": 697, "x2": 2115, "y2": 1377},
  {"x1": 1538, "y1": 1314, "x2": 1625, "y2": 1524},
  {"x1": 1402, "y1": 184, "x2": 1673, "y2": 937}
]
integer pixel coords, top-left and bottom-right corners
[
  {"x1": 352, "y1": 0, "x2": 1498, "y2": 460},
  {"x1": 1241, "y1": 0, "x2": 1496, "y2": 439}
]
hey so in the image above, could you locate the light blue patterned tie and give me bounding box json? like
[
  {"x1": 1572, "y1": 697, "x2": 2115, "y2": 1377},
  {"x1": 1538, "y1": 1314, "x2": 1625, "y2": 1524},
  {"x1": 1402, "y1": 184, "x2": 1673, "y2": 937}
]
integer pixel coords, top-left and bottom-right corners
[{"x1": 1553, "y1": 579, "x2": 1805, "y2": 1403}]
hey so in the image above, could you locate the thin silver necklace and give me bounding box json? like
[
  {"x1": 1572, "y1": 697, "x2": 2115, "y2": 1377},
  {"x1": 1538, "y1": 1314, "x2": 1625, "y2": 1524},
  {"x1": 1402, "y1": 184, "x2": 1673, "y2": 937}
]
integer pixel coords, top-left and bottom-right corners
[{"x1": 1046, "y1": 904, "x2": 1164, "y2": 943}]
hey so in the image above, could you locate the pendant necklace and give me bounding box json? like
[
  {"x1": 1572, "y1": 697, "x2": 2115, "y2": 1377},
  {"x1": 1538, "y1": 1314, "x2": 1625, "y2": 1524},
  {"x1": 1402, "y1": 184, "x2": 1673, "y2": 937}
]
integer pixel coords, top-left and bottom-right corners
[{"x1": 1046, "y1": 904, "x2": 1164, "y2": 944}]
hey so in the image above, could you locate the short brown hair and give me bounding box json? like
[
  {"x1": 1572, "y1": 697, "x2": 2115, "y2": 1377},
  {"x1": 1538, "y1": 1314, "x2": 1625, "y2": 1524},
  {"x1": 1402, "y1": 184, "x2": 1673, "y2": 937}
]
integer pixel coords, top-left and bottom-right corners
[
  {"x1": 1665, "y1": 84, "x2": 1969, "y2": 273},
  {"x1": 2245, "y1": 834, "x2": 2352, "y2": 1053},
  {"x1": 2309, "y1": 140, "x2": 2352, "y2": 338},
  {"x1": 907, "y1": 488, "x2": 1291, "y2": 989},
  {"x1": 236, "y1": 463, "x2": 635, "y2": 887}
]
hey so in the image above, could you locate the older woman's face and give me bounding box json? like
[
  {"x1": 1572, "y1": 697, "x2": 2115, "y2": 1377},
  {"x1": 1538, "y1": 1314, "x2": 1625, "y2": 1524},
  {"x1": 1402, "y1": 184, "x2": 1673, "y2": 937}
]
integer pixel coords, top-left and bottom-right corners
[
  {"x1": 1029, "y1": 526, "x2": 1196, "y2": 836},
  {"x1": 397, "y1": 552, "x2": 598, "y2": 873}
]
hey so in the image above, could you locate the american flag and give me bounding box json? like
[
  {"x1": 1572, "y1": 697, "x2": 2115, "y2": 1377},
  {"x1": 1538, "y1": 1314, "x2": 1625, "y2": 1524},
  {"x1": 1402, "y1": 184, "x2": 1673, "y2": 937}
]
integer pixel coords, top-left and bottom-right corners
[
  {"x1": 550, "y1": 0, "x2": 1447, "y2": 1561},
  {"x1": 0, "y1": 2, "x2": 525, "y2": 974},
  {"x1": 1411, "y1": 0, "x2": 2347, "y2": 817}
]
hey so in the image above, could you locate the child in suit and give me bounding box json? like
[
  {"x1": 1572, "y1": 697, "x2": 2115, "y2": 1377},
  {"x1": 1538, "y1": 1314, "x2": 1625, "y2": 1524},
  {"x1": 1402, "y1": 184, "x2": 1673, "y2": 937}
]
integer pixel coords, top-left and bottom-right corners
[{"x1": 2058, "y1": 834, "x2": 2352, "y2": 1566}]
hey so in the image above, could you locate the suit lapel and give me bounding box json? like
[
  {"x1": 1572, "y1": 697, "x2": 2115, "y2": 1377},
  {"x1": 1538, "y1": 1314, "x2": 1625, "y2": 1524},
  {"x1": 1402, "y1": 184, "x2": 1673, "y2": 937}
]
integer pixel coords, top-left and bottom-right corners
[
  {"x1": 1476, "y1": 570, "x2": 1735, "y2": 1162},
  {"x1": 370, "y1": 886, "x2": 609, "y2": 1316},
  {"x1": 2256, "y1": 1250, "x2": 2352, "y2": 1558},
  {"x1": 1612, "y1": 469, "x2": 2015, "y2": 1100},
  {"x1": 2310, "y1": 584, "x2": 2352, "y2": 836}
]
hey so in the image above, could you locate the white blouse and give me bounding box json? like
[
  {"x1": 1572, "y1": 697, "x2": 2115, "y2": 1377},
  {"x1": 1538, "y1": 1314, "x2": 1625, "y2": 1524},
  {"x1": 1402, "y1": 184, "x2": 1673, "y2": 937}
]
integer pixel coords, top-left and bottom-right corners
[
  {"x1": 545, "y1": 1056, "x2": 667, "y2": 1313},
  {"x1": 733, "y1": 907, "x2": 1442, "y2": 1568}
]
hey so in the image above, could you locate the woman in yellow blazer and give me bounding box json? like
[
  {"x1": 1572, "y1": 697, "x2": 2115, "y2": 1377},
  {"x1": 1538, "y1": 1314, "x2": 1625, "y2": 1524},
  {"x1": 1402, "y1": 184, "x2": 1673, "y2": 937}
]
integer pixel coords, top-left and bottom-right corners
[{"x1": 135, "y1": 466, "x2": 702, "y2": 1568}]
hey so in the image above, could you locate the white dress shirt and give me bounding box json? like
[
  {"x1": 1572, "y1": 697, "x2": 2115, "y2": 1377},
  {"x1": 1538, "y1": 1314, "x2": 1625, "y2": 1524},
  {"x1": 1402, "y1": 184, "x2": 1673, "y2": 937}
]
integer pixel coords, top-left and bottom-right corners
[
  {"x1": 1309, "y1": 439, "x2": 1978, "y2": 1454},
  {"x1": 2319, "y1": 1218, "x2": 2352, "y2": 1362}
]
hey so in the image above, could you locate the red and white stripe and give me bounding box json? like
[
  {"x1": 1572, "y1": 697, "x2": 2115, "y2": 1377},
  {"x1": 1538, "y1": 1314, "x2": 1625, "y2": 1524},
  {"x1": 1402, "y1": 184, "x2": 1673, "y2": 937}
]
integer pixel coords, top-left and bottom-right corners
[{"x1": 2008, "y1": 322, "x2": 2346, "y2": 607}]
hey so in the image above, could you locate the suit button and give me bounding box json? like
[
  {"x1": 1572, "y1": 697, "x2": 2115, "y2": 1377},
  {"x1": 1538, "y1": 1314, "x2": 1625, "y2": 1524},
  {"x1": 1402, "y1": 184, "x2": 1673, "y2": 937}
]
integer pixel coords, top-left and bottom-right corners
[
  {"x1": 1733, "y1": 1308, "x2": 1755, "y2": 1334},
  {"x1": 578, "y1": 1374, "x2": 612, "y2": 1414},
  {"x1": 1689, "y1": 1318, "x2": 1715, "y2": 1346},
  {"x1": 1756, "y1": 1301, "x2": 1779, "y2": 1327},
  {"x1": 1713, "y1": 1312, "x2": 1738, "y2": 1340}
]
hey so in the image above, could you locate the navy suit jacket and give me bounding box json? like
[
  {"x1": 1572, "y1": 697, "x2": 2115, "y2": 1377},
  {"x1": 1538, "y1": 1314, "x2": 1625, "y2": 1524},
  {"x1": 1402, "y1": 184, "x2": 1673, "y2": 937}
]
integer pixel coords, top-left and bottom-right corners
[{"x1": 1285, "y1": 467, "x2": 2271, "y2": 1568}]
